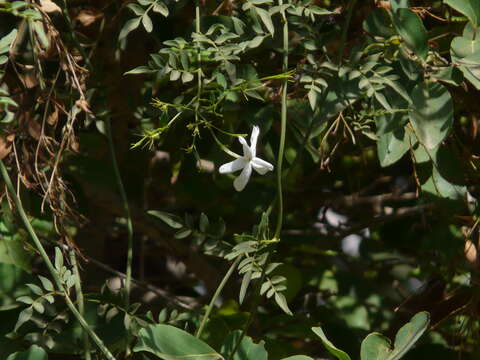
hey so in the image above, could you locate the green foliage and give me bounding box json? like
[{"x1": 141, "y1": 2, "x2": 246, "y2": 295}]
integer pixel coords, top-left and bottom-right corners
[
  {"x1": 134, "y1": 324, "x2": 223, "y2": 359},
  {"x1": 6, "y1": 345, "x2": 48, "y2": 360},
  {"x1": 1, "y1": 0, "x2": 479, "y2": 359},
  {"x1": 312, "y1": 327, "x2": 353, "y2": 360},
  {"x1": 409, "y1": 81, "x2": 453, "y2": 150},
  {"x1": 360, "y1": 312, "x2": 430, "y2": 360}
]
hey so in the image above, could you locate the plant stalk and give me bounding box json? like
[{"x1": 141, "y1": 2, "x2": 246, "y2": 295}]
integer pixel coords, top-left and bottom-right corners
[
  {"x1": 0, "y1": 159, "x2": 117, "y2": 360},
  {"x1": 230, "y1": 3, "x2": 290, "y2": 359},
  {"x1": 195, "y1": 256, "x2": 241, "y2": 339},
  {"x1": 69, "y1": 249, "x2": 92, "y2": 360},
  {"x1": 274, "y1": 0, "x2": 289, "y2": 240},
  {"x1": 195, "y1": 0, "x2": 202, "y2": 121},
  {"x1": 105, "y1": 118, "x2": 134, "y2": 309}
]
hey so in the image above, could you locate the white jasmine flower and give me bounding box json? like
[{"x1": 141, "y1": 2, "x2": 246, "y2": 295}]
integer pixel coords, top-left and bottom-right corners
[{"x1": 219, "y1": 126, "x2": 274, "y2": 191}]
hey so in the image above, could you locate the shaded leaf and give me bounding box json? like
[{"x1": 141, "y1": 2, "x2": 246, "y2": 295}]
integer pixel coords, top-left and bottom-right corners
[
  {"x1": 133, "y1": 324, "x2": 223, "y2": 359},
  {"x1": 392, "y1": 8, "x2": 428, "y2": 60},
  {"x1": 444, "y1": 0, "x2": 480, "y2": 28},
  {"x1": 312, "y1": 327, "x2": 352, "y2": 360},
  {"x1": 220, "y1": 331, "x2": 267, "y2": 360},
  {"x1": 142, "y1": 14, "x2": 153, "y2": 33},
  {"x1": 119, "y1": 17, "x2": 141, "y2": 40},
  {"x1": 147, "y1": 210, "x2": 183, "y2": 229},
  {"x1": 6, "y1": 345, "x2": 48, "y2": 360},
  {"x1": 409, "y1": 81, "x2": 453, "y2": 149},
  {"x1": 361, "y1": 333, "x2": 391, "y2": 360},
  {"x1": 255, "y1": 7, "x2": 274, "y2": 36}
]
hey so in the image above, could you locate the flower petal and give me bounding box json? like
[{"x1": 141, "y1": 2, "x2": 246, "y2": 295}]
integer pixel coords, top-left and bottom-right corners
[
  {"x1": 251, "y1": 157, "x2": 274, "y2": 175},
  {"x1": 233, "y1": 162, "x2": 252, "y2": 191},
  {"x1": 250, "y1": 126, "x2": 260, "y2": 157},
  {"x1": 238, "y1": 136, "x2": 252, "y2": 158},
  {"x1": 219, "y1": 158, "x2": 246, "y2": 174}
]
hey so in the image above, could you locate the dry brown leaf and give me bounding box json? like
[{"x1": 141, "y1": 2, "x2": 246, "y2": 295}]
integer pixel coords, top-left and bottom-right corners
[
  {"x1": 22, "y1": 71, "x2": 39, "y2": 89},
  {"x1": 28, "y1": 119, "x2": 42, "y2": 140},
  {"x1": 375, "y1": 0, "x2": 391, "y2": 11},
  {"x1": 47, "y1": 107, "x2": 59, "y2": 126},
  {"x1": 465, "y1": 239, "x2": 478, "y2": 267},
  {"x1": 75, "y1": 98, "x2": 94, "y2": 117},
  {"x1": 70, "y1": 136, "x2": 80, "y2": 153},
  {"x1": 40, "y1": 0, "x2": 61, "y2": 13},
  {"x1": 0, "y1": 135, "x2": 13, "y2": 159},
  {"x1": 76, "y1": 9, "x2": 103, "y2": 27}
]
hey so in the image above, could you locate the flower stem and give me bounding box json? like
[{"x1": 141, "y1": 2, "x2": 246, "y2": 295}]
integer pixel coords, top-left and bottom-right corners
[
  {"x1": 105, "y1": 118, "x2": 134, "y2": 309},
  {"x1": 195, "y1": 256, "x2": 241, "y2": 339},
  {"x1": 229, "y1": 4, "x2": 290, "y2": 359},
  {"x1": 0, "y1": 159, "x2": 117, "y2": 360},
  {"x1": 274, "y1": 0, "x2": 289, "y2": 241}
]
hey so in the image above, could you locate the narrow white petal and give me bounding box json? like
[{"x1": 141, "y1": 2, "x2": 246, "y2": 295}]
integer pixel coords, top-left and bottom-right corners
[
  {"x1": 219, "y1": 158, "x2": 246, "y2": 174},
  {"x1": 250, "y1": 126, "x2": 260, "y2": 157},
  {"x1": 251, "y1": 157, "x2": 274, "y2": 175},
  {"x1": 238, "y1": 136, "x2": 253, "y2": 158},
  {"x1": 233, "y1": 162, "x2": 252, "y2": 191}
]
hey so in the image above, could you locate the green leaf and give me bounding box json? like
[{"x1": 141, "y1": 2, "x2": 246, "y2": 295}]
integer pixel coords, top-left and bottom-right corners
[
  {"x1": 0, "y1": 232, "x2": 32, "y2": 272},
  {"x1": 54, "y1": 247, "x2": 63, "y2": 271},
  {"x1": 444, "y1": 0, "x2": 480, "y2": 28},
  {"x1": 422, "y1": 166, "x2": 467, "y2": 200},
  {"x1": 6, "y1": 345, "x2": 48, "y2": 360},
  {"x1": 174, "y1": 228, "x2": 192, "y2": 239},
  {"x1": 220, "y1": 331, "x2": 267, "y2": 360},
  {"x1": 153, "y1": 2, "x2": 169, "y2": 17},
  {"x1": 16, "y1": 296, "x2": 33, "y2": 305},
  {"x1": 14, "y1": 307, "x2": 33, "y2": 332},
  {"x1": 361, "y1": 333, "x2": 391, "y2": 360},
  {"x1": 363, "y1": 8, "x2": 396, "y2": 39},
  {"x1": 199, "y1": 213, "x2": 209, "y2": 232},
  {"x1": 119, "y1": 17, "x2": 141, "y2": 40},
  {"x1": 142, "y1": 14, "x2": 153, "y2": 33},
  {"x1": 133, "y1": 324, "x2": 223, "y2": 360},
  {"x1": 127, "y1": 3, "x2": 145, "y2": 16},
  {"x1": 307, "y1": 88, "x2": 317, "y2": 110},
  {"x1": 239, "y1": 270, "x2": 252, "y2": 304},
  {"x1": 182, "y1": 72, "x2": 194, "y2": 83},
  {"x1": 392, "y1": 8, "x2": 428, "y2": 60},
  {"x1": 360, "y1": 312, "x2": 430, "y2": 360},
  {"x1": 255, "y1": 7, "x2": 274, "y2": 36},
  {"x1": 463, "y1": 22, "x2": 480, "y2": 40},
  {"x1": 0, "y1": 29, "x2": 18, "y2": 54},
  {"x1": 377, "y1": 126, "x2": 414, "y2": 167},
  {"x1": 374, "y1": 92, "x2": 391, "y2": 110},
  {"x1": 388, "y1": 312, "x2": 430, "y2": 360},
  {"x1": 281, "y1": 357, "x2": 314, "y2": 360},
  {"x1": 450, "y1": 35, "x2": 480, "y2": 89},
  {"x1": 124, "y1": 66, "x2": 156, "y2": 75},
  {"x1": 147, "y1": 210, "x2": 184, "y2": 229},
  {"x1": 311, "y1": 327, "x2": 352, "y2": 360},
  {"x1": 32, "y1": 301, "x2": 45, "y2": 314},
  {"x1": 37, "y1": 276, "x2": 54, "y2": 292},
  {"x1": 409, "y1": 81, "x2": 453, "y2": 149},
  {"x1": 431, "y1": 66, "x2": 463, "y2": 86},
  {"x1": 32, "y1": 21, "x2": 49, "y2": 48},
  {"x1": 389, "y1": 0, "x2": 409, "y2": 13}
]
